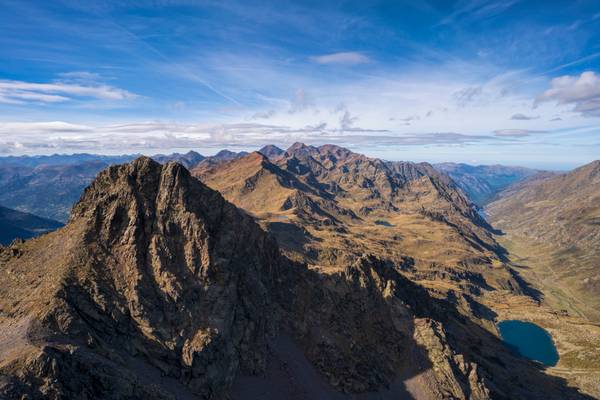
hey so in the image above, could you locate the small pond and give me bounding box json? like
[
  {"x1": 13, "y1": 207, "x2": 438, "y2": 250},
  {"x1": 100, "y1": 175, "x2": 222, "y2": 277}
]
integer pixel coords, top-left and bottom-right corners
[{"x1": 497, "y1": 320, "x2": 559, "y2": 367}]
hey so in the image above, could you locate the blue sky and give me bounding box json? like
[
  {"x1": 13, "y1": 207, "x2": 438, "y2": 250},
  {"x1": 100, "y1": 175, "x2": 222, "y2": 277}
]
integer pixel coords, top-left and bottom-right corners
[{"x1": 1, "y1": 0, "x2": 600, "y2": 168}]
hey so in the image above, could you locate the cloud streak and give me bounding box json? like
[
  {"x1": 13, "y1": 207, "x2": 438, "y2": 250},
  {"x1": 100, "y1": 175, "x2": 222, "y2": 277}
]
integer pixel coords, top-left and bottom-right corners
[
  {"x1": 494, "y1": 129, "x2": 546, "y2": 137},
  {"x1": 310, "y1": 52, "x2": 371, "y2": 65},
  {"x1": 0, "y1": 77, "x2": 137, "y2": 105}
]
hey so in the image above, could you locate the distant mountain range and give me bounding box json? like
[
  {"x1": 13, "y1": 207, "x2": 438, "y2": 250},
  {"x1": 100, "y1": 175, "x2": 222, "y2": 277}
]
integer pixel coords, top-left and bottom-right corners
[
  {"x1": 0, "y1": 150, "x2": 249, "y2": 222},
  {"x1": 434, "y1": 163, "x2": 539, "y2": 206},
  {"x1": 0, "y1": 153, "x2": 136, "y2": 168},
  {"x1": 0, "y1": 205, "x2": 63, "y2": 245},
  {"x1": 0, "y1": 149, "x2": 544, "y2": 223},
  {"x1": 151, "y1": 150, "x2": 205, "y2": 168}
]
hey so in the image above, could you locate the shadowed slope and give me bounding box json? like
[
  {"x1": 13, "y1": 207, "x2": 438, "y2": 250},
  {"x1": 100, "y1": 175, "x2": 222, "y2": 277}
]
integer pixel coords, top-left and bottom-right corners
[{"x1": 0, "y1": 206, "x2": 63, "y2": 245}]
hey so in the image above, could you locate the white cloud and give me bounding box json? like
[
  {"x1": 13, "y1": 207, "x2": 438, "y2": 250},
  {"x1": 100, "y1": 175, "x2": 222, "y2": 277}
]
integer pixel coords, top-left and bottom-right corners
[
  {"x1": 310, "y1": 52, "x2": 371, "y2": 65},
  {"x1": 250, "y1": 109, "x2": 275, "y2": 119},
  {"x1": 288, "y1": 88, "x2": 314, "y2": 113},
  {"x1": 0, "y1": 76, "x2": 137, "y2": 105},
  {"x1": 494, "y1": 129, "x2": 546, "y2": 137},
  {"x1": 339, "y1": 110, "x2": 357, "y2": 130},
  {"x1": 510, "y1": 113, "x2": 539, "y2": 120},
  {"x1": 536, "y1": 71, "x2": 600, "y2": 117}
]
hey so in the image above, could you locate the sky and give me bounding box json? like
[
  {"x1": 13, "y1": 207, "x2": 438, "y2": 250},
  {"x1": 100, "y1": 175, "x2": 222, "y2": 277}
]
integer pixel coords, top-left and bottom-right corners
[{"x1": 1, "y1": 0, "x2": 600, "y2": 169}]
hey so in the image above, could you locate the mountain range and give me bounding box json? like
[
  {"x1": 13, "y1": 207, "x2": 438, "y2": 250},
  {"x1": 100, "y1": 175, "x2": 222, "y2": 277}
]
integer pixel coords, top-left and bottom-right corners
[
  {"x1": 0, "y1": 156, "x2": 591, "y2": 400},
  {"x1": 0, "y1": 148, "x2": 536, "y2": 223},
  {"x1": 1, "y1": 144, "x2": 599, "y2": 398},
  {"x1": 434, "y1": 163, "x2": 538, "y2": 207},
  {"x1": 0, "y1": 150, "x2": 248, "y2": 222}
]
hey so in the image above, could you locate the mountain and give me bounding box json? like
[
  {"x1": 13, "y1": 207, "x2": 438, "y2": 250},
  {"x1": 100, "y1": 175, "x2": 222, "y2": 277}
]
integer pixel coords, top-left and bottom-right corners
[
  {"x1": 212, "y1": 149, "x2": 248, "y2": 161},
  {"x1": 487, "y1": 160, "x2": 600, "y2": 322},
  {"x1": 193, "y1": 143, "x2": 505, "y2": 271},
  {"x1": 0, "y1": 157, "x2": 588, "y2": 399},
  {"x1": 0, "y1": 205, "x2": 63, "y2": 245},
  {"x1": 258, "y1": 144, "x2": 284, "y2": 159},
  {"x1": 435, "y1": 163, "x2": 538, "y2": 206},
  {"x1": 151, "y1": 150, "x2": 204, "y2": 168}
]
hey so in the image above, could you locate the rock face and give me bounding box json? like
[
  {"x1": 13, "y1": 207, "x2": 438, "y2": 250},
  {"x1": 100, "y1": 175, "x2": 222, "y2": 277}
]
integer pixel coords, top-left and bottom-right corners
[{"x1": 0, "y1": 157, "x2": 592, "y2": 399}]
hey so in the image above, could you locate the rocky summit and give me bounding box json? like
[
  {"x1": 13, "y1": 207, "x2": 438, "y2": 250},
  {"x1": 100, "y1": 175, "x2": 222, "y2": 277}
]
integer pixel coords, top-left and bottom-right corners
[{"x1": 0, "y1": 156, "x2": 593, "y2": 399}]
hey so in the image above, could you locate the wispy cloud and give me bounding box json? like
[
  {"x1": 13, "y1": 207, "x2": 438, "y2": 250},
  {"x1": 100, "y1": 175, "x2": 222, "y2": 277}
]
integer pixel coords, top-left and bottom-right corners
[
  {"x1": 288, "y1": 88, "x2": 314, "y2": 113},
  {"x1": 0, "y1": 75, "x2": 137, "y2": 105},
  {"x1": 453, "y1": 86, "x2": 483, "y2": 107},
  {"x1": 437, "y1": 0, "x2": 520, "y2": 26},
  {"x1": 310, "y1": 52, "x2": 371, "y2": 65}
]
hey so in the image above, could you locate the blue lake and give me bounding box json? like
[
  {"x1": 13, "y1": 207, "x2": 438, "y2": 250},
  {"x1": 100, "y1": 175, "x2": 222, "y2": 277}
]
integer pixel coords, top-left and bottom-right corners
[{"x1": 497, "y1": 320, "x2": 559, "y2": 366}]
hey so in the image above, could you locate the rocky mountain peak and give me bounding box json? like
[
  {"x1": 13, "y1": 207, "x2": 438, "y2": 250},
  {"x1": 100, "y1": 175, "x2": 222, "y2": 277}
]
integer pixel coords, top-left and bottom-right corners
[
  {"x1": 284, "y1": 142, "x2": 319, "y2": 157},
  {"x1": 258, "y1": 144, "x2": 284, "y2": 159},
  {"x1": 151, "y1": 150, "x2": 205, "y2": 169},
  {"x1": 1, "y1": 156, "x2": 283, "y2": 398},
  {"x1": 317, "y1": 143, "x2": 355, "y2": 159}
]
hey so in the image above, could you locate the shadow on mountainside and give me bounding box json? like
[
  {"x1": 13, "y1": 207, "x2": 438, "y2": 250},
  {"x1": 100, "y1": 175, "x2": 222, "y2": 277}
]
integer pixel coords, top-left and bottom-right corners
[{"x1": 232, "y1": 255, "x2": 592, "y2": 400}]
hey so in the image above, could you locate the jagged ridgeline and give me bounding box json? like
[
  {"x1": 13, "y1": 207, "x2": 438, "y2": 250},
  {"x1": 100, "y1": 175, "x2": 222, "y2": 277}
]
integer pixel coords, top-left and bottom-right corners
[{"x1": 0, "y1": 157, "x2": 590, "y2": 399}]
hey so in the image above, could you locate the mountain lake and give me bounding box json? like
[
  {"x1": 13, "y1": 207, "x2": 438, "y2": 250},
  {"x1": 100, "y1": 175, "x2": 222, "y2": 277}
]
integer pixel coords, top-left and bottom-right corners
[{"x1": 497, "y1": 320, "x2": 559, "y2": 367}]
